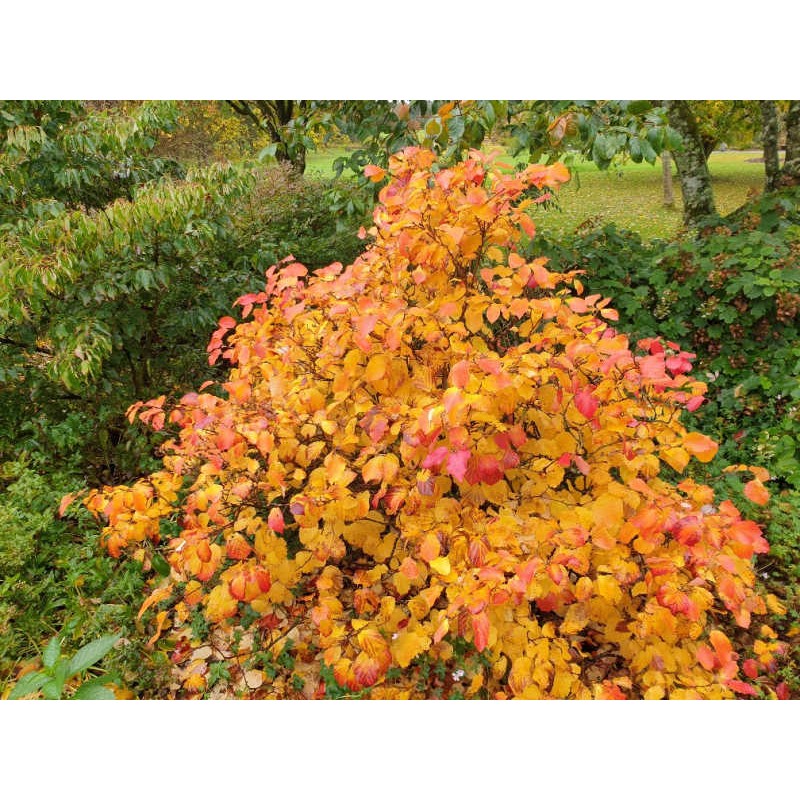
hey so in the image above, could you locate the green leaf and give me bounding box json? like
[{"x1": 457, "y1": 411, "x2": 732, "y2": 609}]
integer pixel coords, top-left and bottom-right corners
[
  {"x1": 42, "y1": 636, "x2": 62, "y2": 669},
  {"x1": 627, "y1": 100, "x2": 653, "y2": 115},
  {"x1": 640, "y1": 139, "x2": 658, "y2": 164},
  {"x1": 665, "y1": 127, "x2": 683, "y2": 151},
  {"x1": 8, "y1": 671, "x2": 49, "y2": 699},
  {"x1": 646, "y1": 127, "x2": 664, "y2": 152},
  {"x1": 67, "y1": 633, "x2": 121, "y2": 677},
  {"x1": 446, "y1": 114, "x2": 465, "y2": 148},
  {"x1": 71, "y1": 683, "x2": 115, "y2": 700},
  {"x1": 152, "y1": 553, "x2": 171, "y2": 577},
  {"x1": 41, "y1": 678, "x2": 64, "y2": 699}
]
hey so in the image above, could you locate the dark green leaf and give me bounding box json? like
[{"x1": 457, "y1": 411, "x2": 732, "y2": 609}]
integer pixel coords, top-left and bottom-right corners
[
  {"x1": 67, "y1": 633, "x2": 121, "y2": 676},
  {"x1": 627, "y1": 100, "x2": 653, "y2": 115},
  {"x1": 151, "y1": 553, "x2": 171, "y2": 577}
]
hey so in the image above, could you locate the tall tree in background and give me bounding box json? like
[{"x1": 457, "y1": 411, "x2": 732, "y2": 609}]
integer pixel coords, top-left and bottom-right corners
[
  {"x1": 760, "y1": 101, "x2": 781, "y2": 192},
  {"x1": 782, "y1": 100, "x2": 800, "y2": 186},
  {"x1": 665, "y1": 101, "x2": 717, "y2": 227},
  {"x1": 226, "y1": 101, "x2": 311, "y2": 173}
]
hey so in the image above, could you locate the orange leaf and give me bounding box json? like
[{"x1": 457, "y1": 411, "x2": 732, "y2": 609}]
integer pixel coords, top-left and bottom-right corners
[
  {"x1": 743, "y1": 479, "x2": 769, "y2": 506},
  {"x1": 419, "y1": 534, "x2": 441, "y2": 562},
  {"x1": 147, "y1": 610, "x2": 170, "y2": 646},
  {"x1": 362, "y1": 454, "x2": 399, "y2": 484},
  {"x1": 683, "y1": 432, "x2": 718, "y2": 463},
  {"x1": 137, "y1": 585, "x2": 173, "y2": 620},
  {"x1": 364, "y1": 165, "x2": 386, "y2": 182},
  {"x1": 449, "y1": 360, "x2": 470, "y2": 388}
]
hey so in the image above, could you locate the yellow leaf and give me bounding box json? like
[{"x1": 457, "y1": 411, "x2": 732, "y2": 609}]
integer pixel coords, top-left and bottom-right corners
[
  {"x1": 391, "y1": 630, "x2": 431, "y2": 668},
  {"x1": 429, "y1": 556, "x2": 451, "y2": 576},
  {"x1": 596, "y1": 575, "x2": 622, "y2": 604},
  {"x1": 364, "y1": 354, "x2": 389, "y2": 384},
  {"x1": 592, "y1": 494, "x2": 623, "y2": 530},
  {"x1": 766, "y1": 594, "x2": 787, "y2": 615},
  {"x1": 661, "y1": 446, "x2": 690, "y2": 473},
  {"x1": 465, "y1": 304, "x2": 485, "y2": 333},
  {"x1": 392, "y1": 572, "x2": 411, "y2": 596},
  {"x1": 205, "y1": 584, "x2": 238, "y2": 622},
  {"x1": 560, "y1": 603, "x2": 588, "y2": 635},
  {"x1": 466, "y1": 672, "x2": 484, "y2": 697}
]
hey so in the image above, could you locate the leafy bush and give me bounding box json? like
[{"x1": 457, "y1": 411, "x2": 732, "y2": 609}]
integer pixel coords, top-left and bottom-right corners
[
  {"x1": 83, "y1": 149, "x2": 785, "y2": 699},
  {"x1": 0, "y1": 100, "x2": 183, "y2": 227},
  {"x1": 228, "y1": 163, "x2": 365, "y2": 274}
]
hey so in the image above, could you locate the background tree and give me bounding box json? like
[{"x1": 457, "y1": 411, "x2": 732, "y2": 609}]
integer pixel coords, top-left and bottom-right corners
[
  {"x1": 781, "y1": 100, "x2": 800, "y2": 186},
  {"x1": 760, "y1": 101, "x2": 781, "y2": 192},
  {"x1": 665, "y1": 100, "x2": 717, "y2": 226},
  {"x1": 226, "y1": 101, "x2": 312, "y2": 173}
]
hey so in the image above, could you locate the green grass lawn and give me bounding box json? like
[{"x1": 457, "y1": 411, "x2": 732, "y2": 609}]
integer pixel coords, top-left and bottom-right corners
[
  {"x1": 305, "y1": 147, "x2": 768, "y2": 240},
  {"x1": 539, "y1": 151, "x2": 766, "y2": 239}
]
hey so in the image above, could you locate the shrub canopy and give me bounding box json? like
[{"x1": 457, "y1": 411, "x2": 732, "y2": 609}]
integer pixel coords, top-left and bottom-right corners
[{"x1": 85, "y1": 148, "x2": 781, "y2": 698}]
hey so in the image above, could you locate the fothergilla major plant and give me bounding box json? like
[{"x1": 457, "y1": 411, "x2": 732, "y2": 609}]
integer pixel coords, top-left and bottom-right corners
[{"x1": 77, "y1": 147, "x2": 786, "y2": 698}]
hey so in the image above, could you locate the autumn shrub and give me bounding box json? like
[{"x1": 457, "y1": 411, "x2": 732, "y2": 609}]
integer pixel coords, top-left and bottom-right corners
[{"x1": 83, "y1": 148, "x2": 787, "y2": 699}]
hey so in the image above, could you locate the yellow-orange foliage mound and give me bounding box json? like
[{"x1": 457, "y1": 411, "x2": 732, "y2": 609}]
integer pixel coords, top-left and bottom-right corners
[{"x1": 85, "y1": 148, "x2": 780, "y2": 698}]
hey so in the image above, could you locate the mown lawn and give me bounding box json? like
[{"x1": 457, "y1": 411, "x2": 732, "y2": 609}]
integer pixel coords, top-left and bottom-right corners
[{"x1": 306, "y1": 147, "x2": 768, "y2": 240}]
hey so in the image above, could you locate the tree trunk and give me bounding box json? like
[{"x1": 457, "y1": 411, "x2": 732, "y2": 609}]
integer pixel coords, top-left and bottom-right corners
[
  {"x1": 665, "y1": 100, "x2": 717, "y2": 227},
  {"x1": 781, "y1": 100, "x2": 800, "y2": 186},
  {"x1": 760, "y1": 100, "x2": 781, "y2": 193},
  {"x1": 226, "y1": 100, "x2": 307, "y2": 174},
  {"x1": 661, "y1": 151, "x2": 675, "y2": 207}
]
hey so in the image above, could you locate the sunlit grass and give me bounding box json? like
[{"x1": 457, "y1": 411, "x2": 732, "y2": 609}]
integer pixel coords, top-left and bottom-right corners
[{"x1": 305, "y1": 146, "x2": 768, "y2": 240}]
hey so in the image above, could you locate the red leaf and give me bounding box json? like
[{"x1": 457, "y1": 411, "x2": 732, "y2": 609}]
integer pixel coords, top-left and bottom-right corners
[
  {"x1": 471, "y1": 611, "x2": 490, "y2": 652},
  {"x1": 475, "y1": 455, "x2": 503, "y2": 485},
  {"x1": 574, "y1": 387, "x2": 598, "y2": 420},
  {"x1": 268, "y1": 507, "x2": 285, "y2": 534},
  {"x1": 447, "y1": 449, "x2": 471, "y2": 482},
  {"x1": 255, "y1": 568, "x2": 272, "y2": 593},
  {"x1": 422, "y1": 446, "x2": 449, "y2": 470},
  {"x1": 742, "y1": 659, "x2": 760, "y2": 680},
  {"x1": 725, "y1": 679, "x2": 758, "y2": 697},
  {"x1": 685, "y1": 395, "x2": 704, "y2": 412}
]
